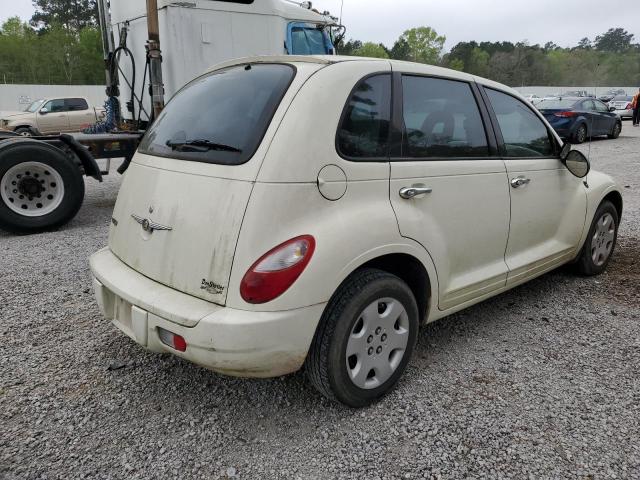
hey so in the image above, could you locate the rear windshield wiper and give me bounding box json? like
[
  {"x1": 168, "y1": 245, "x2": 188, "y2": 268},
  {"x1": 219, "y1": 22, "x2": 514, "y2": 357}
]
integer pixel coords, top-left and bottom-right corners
[{"x1": 165, "y1": 139, "x2": 242, "y2": 153}]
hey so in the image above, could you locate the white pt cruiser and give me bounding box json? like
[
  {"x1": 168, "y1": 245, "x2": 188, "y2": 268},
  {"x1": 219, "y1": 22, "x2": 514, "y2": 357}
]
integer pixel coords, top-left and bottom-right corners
[{"x1": 90, "y1": 56, "x2": 622, "y2": 407}]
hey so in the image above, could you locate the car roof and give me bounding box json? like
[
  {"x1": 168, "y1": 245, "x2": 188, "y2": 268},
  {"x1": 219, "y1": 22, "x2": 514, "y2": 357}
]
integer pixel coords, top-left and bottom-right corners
[{"x1": 205, "y1": 55, "x2": 524, "y2": 97}]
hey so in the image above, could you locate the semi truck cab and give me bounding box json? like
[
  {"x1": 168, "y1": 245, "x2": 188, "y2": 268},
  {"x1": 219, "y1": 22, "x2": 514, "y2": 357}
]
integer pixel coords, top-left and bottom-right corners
[{"x1": 108, "y1": 0, "x2": 339, "y2": 121}]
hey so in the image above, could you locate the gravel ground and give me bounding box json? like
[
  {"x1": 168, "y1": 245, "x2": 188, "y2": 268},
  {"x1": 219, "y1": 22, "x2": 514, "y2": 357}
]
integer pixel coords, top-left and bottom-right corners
[{"x1": 1, "y1": 126, "x2": 639, "y2": 479}]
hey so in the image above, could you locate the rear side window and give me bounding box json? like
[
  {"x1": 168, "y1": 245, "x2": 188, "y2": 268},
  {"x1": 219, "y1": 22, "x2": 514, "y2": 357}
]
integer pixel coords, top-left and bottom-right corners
[
  {"x1": 486, "y1": 89, "x2": 553, "y2": 158},
  {"x1": 401, "y1": 76, "x2": 489, "y2": 158},
  {"x1": 65, "y1": 98, "x2": 88, "y2": 111},
  {"x1": 139, "y1": 64, "x2": 295, "y2": 165},
  {"x1": 337, "y1": 74, "x2": 392, "y2": 159}
]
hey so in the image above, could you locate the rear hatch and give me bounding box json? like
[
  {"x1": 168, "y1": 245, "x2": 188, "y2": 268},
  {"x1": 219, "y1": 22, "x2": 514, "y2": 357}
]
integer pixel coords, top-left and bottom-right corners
[
  {"x1": 108, "y1": 62, "x2": 298, "y2": 308},
  {"x1": 536, "y1": 98, "x2": 579, "y2": 121},
  {"x1": 538, "y1": 109, "x2": 573, "y2": 124}
]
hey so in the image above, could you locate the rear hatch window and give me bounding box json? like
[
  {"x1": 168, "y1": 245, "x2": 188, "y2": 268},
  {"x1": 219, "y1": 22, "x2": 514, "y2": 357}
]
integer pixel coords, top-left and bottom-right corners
[{"x1": 139, "y1": 63, "x2": 295, "y2": 165}]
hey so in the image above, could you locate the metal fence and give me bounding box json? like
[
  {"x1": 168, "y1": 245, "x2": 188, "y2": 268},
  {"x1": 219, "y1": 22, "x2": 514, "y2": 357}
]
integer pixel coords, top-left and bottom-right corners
[{"x1": 513, "y1": 86, "x2": 638, "y2": 97}]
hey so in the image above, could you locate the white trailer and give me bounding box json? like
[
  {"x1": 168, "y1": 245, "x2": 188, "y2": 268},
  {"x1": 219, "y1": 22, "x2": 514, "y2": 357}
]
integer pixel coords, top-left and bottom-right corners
[{"x1": 109, "y1": 0, "x2": 339, "y2": 120}]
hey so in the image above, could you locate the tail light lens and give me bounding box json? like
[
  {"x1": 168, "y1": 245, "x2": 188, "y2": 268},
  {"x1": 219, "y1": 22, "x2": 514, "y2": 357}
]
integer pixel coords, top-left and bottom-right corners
[
  {"x1": 240, "y1": 235, "x2": 315, "y2": 304},
  {"x1": 554, "y1": 111, "x2": 577, "y2": 117}
]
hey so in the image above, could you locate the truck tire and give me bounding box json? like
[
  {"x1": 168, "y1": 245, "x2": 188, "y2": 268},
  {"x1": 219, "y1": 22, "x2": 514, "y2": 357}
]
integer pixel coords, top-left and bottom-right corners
[
  {"x1": 0, "y1": 139, "x2": 85, "y2": 233},
  {"x1": 14, "y1": 127, "x2": 35, "y2": 136}
]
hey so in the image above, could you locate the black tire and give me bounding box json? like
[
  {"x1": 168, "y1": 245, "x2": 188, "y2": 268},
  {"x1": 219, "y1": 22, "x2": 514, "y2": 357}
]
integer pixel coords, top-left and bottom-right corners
[
  {"x1": 573, "y1": 123, "x2": 587, "y2": 144},
  {"x1": 574, "y1": 201, "x2": 619, "y2": 276},
  {"x1": 607, "y1": 121, "x2": 621, "y2": 139},
  {"x1": 14, "y1": 127, "x2": 34, "y2": 136},
  {"x1": 306, "y1": 268, "x2": 419, "y2": 407},
  {"x1": 0, "y1": 139, "x2": 85, "y2": 234}
]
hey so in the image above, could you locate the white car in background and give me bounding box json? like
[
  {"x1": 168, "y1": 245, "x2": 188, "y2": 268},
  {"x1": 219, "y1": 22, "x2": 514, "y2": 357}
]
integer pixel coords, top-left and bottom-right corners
[
  {"x1": 608, "y1": 95, "x2": 634, "y2": 119},
  {"x1": 523, "y1": 94, "x2": 542, "y2": 105},
  {"x1": 89, "y1": 56, "x2": 622, "y2": 407}
]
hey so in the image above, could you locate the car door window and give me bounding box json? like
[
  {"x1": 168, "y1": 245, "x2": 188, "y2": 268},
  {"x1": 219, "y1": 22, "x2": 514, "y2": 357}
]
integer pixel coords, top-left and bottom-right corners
[
  {"x1": 337, "y1": 74, "x2": 392, "y2": 159},
  {"x1": 401, "y1": 76, "x2": 489, "y2": 158},
  {"x1": 65, "y1": 98, "x2": 89, "y2": 111},
  {"x1": 43, "y1": 99, "x2": 66, "y2": 113},
  {"x1": 485, "y1": 89, "x2": 553, "y2": 158},
  {"x1": 582, "y1": 100, "x2": 595, "y2": 111},
  {"x1": 593, "y1": 101, "x2": 608, "y2": 113}
]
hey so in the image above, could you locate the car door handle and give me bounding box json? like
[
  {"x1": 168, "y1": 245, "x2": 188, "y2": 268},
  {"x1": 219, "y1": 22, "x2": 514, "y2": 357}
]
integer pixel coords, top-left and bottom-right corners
[
  {"x1": 510, "y1": 176, "x2": 531, "y2": 188},
  {"x1": 399, "y1": 185, "x2": 432, "y2": 199}
]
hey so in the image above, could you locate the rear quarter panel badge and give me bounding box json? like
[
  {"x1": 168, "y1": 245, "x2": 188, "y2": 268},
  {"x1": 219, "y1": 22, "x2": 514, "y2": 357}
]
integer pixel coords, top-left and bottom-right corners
[{"x1": 201, "y1": 279, "x2": 225, "y2": 295}]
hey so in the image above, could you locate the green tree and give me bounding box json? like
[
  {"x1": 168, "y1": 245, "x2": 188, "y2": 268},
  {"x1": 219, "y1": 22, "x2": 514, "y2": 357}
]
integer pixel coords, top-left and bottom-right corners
[
  {"x1": 465, "y1": 47, "x2": 490, "y2": 77},
  {"x1": 447, "y1": 58, "x2": 464, "y2": 71},
  {"x1": 336, "y1": 38, "x2": 362, "y2": 56},
  {"x1": 390, "y1": 38, "x2": 411, "y2": 61},
  {"x1": 31, "y1": 0, "x2": 98, "y2": 32},
  {"x1": 354, "y1": 42, "x2": 390, "y2": 59},
  {"x1": 595, "y1": 28, "x2": 634, "y2": 52},
  {"x1": 577, "y1": 37, "x2": 592, "y2": 49},
  {"x1": 398, "y1": 27, "x2": 445, "y2": 64}
]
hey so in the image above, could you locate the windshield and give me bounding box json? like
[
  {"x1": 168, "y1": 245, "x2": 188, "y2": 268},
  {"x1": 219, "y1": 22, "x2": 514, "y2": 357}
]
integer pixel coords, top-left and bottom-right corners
[
  {"x1": 139, "y1": 64, "x2": 295, "y2": 165},
  {"x1": 288, "y1": 23, "x2": 333, "y2": 55},
  {"x1": 24, "y1": 99, "x2": 45, "y2": 112},
  {"x1": 537, "y1": 98, "x2": 578, "y2": 109}
]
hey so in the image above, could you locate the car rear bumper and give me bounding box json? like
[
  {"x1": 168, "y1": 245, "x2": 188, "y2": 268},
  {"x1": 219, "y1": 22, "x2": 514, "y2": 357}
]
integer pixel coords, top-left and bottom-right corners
[
  {"x1": 614, "y1": 109, "x2": 633, "y2": 118},
  {"x1": 90, "y1": 247, "x2": 325, "y2": 377}
]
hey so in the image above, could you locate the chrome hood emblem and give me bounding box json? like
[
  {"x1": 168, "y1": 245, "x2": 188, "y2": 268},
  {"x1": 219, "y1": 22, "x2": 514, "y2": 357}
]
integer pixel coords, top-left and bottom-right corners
[{"x1": 131, "y1": 214, "x2": 172, "y2": 233}]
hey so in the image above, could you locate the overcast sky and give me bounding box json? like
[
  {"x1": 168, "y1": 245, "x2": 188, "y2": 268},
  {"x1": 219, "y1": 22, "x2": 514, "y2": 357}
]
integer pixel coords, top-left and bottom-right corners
[{"x1": 2, "y1": 0, "x2": 639, "y2": 51}]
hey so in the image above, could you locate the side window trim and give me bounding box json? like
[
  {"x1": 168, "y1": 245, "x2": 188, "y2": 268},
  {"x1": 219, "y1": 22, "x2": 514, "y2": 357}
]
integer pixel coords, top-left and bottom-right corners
[
  {"x1": 480, "y1": 86, "x2": 561, "y2": 159},
  {"x1": 335, "y1": 71, "x2": 393, "y2": 162},
  {"x1": 391, "y1": 72, "x2": 496, "y2": 161}
]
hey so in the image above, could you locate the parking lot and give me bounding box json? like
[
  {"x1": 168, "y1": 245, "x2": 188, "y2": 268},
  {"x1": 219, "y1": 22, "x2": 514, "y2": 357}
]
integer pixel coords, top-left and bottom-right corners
[{"x1": 2, "y1": 125, "x2": 638, "y2": 479}]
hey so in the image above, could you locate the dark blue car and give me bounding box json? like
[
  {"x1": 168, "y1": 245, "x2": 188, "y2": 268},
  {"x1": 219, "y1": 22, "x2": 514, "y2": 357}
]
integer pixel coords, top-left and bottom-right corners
[{"x1": 536, "y1": 97, "x2": 622, "y2": 144}]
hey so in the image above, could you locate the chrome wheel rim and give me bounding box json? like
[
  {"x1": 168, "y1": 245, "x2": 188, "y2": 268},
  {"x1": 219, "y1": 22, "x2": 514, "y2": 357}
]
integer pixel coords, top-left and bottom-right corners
[
  {"x1": 577, "y1": 126, "x2": 586, "y2": 142},
  {"x1": 345, "y1": 297, "x2": 409, "y2": 390},
  {"x1": 0, "y1": 161, "x2": 65, "y2": 216},
  {"x1": 18, "y1": 130, "x2": 32, "y2": 137},
  {"x1": 591, "y1": 212, "x2": 615, "y2": 266}
]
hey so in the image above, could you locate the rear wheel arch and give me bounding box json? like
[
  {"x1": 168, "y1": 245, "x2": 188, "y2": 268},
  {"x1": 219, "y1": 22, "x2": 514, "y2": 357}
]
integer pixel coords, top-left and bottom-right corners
[{"x1": 337, "y1": 253, "x2": 432, "y2": 324}]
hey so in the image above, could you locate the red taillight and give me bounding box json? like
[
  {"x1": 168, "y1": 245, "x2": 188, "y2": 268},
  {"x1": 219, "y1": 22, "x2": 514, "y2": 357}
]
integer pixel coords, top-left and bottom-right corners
[
  {"x1": 158, "y1": 327, "x2": 187, "y2": 352},
  {"x1": 554, "y1": 111, "x2": 577, "y2": 118},
  {"x1": 240, "y1": 235, "x2": 315, "y2": 304}
]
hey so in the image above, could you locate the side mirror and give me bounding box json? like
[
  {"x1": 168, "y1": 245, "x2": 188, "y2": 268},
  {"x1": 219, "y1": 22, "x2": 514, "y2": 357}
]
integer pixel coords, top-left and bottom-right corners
[
  {"x1": 559, "y1": 142, "x2": 571, "y2": 160},
  {"x1": 564, "y1": 150, "x2": 590, "y2": 178},
  {"x1": 39, "y1": 108, "x2": 48, "y2": 114},
  {"x1": 609, "y1": 106, "x2": 616, "y2": 112}
]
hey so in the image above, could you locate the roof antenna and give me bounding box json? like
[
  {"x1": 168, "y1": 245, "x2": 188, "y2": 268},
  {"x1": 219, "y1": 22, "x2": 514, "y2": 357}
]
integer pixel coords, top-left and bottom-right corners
[{"x1": 588, "y1": 63, "x2": 601, "y2": 164}]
